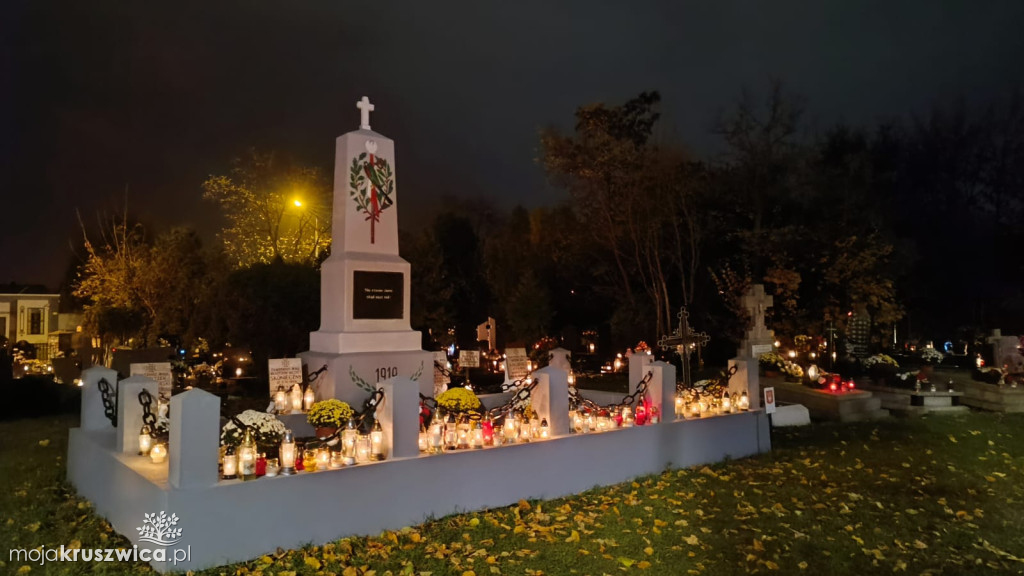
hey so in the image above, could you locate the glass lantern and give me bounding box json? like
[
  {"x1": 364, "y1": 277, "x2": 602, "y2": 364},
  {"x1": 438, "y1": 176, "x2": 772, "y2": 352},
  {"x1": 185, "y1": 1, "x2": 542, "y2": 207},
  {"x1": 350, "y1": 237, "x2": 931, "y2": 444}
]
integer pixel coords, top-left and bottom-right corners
[
  {"x1": 303, "y1": 387, "x2": 316, "y2": 411},
  {"x1": 289, "y1": 385, "x2": 303, "y2": 413},
  {"x1": 342, "y1": 418, "x2": 358, "y2": 459},
  {"x1": 539, "y1": 418, "x2": 550, "y2": 439},
  {"x1": 356, "y1": 435, "x2": 371, "y2": 463},
  {"x1": 279, "y1": 429, "x2": 296, "y2": 475},
  {"x1": 274, "y1": 386, "x2": 287, "y2": 413},
  {"x1": 138, "y1": 425, "x2": 153, "y2": 455},
  {"x1": 238, "y1": 428, "x2": 257, "y2": 480},
  {"x1": 316, "y1": 446, "x2": 331, "y2": 470},
  {"x1": 370, "y1": 419, "x2": 386, "y2": 461},
  {"x1": 738, "y1": 391, "x2": 750, "y2": 411},
  {"x1": 429, "y1": 418, "x2": 444, "y2": 454},
  {"x1": 503, "y1": 416, "x2": 517, "y2": 444},
  {"x1": 481, "y1": 418, "x2": 494, "y2": 446},
  {"x1": 621, "y1": 406, "x2": 634, "y2": 427},
  {"x1": 471, "y1": 421, "x2": 483, "y2": 449},
  {"x1": 722, "y1": 392, "x2": 732, "y2": 413},
  {"x1": 150, "y1": 443, "x2": 167, "y2": 464}
]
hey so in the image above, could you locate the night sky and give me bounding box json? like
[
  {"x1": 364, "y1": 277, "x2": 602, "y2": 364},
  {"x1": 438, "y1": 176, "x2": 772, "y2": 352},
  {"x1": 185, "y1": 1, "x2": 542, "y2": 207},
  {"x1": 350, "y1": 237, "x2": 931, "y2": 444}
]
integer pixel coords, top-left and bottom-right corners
[{"x1": 2, "y1": 1, "x2": 1022, "y2": 289}]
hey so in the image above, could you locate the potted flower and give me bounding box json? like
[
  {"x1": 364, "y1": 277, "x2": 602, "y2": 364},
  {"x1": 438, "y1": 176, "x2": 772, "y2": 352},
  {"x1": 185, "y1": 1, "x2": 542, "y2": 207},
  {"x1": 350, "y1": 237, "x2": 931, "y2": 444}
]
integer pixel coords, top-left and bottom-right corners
[
  {"x1": 758, "y1": 352, "x2": 785, "y2": 378},
  {"x1": 221, "y1": 410, "x2": 287, "y2": 454},
  {"x1": 780, "y1": 361, "x2": 804, "y2": 382},
  {"x1": 307, "y1": 399, "x2": 354, "y2": 438},
  {"x1": 436, "y1": 387, "x2": 482, "y2": 416},
  {"x1": 863, "y1": 354, "x2": 899, "y2": 384}
]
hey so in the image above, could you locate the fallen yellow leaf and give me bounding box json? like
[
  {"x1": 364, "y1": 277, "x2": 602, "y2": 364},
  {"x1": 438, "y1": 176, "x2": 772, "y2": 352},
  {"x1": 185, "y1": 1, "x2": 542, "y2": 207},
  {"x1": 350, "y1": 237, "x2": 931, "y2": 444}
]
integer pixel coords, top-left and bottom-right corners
[{"x1": 38, "y1": 439, "x2": 50, "y2": 447}]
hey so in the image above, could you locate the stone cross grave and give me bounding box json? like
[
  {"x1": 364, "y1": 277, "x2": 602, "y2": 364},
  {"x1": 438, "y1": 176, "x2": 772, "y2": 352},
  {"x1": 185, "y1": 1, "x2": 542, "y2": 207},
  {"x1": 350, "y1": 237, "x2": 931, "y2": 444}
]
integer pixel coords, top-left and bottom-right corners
[
  {"x1": 739, "y1": 284, "x2": 775, "y2": 359},
  {"x1": 658, "y1": 308, "x2": 709, "y2": 388}
]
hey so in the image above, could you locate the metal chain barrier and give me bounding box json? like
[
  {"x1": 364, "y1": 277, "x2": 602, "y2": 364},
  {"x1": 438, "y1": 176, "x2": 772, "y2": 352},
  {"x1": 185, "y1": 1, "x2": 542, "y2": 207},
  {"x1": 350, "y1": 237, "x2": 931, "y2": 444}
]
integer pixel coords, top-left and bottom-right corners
[
  {"x1": 97, "y1": 377, "x2": 117, "y2": 427},
  {"x1": 568, "y1": 371, "x2": 653, "y2": 414}
]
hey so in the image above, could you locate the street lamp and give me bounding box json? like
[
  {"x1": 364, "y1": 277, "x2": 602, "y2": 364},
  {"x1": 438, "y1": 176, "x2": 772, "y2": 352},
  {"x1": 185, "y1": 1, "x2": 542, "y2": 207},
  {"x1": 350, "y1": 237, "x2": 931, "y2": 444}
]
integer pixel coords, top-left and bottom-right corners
[{"x1": 292, "y1": 199, "x2": 320, "y2": 259}]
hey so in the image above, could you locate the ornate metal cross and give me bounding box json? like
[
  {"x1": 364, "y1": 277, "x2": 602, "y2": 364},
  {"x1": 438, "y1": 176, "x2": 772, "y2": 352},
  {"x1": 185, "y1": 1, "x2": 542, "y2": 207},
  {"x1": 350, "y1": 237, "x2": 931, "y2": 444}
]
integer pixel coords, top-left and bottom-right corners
[{"x1": 658, "y1": 308, "x2": 710, "y2": 388}]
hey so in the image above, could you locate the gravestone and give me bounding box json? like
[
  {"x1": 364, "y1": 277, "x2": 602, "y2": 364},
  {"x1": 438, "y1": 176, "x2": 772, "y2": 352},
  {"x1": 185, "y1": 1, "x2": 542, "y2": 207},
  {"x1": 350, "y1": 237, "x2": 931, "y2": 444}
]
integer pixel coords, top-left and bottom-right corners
[
  {"x1": 504, "y1": 347, "x2": 529, "y2": 385},
  {"x1": 130, "y1": 362, "x2": 173, "y2": 400},
  {"x1": 988, "y1": 329, "x2": 1023, "y2": 372},
  {"x1": 848, "y1": 304, "x2": 871, "y2": 358},
  {"x1": 300, "y1": 97, "x2": 433, "y2": 407},
  {"x1": 476, "y1": 317, "x2": 497, "y2": 350},
  {"x1": 267, "y1": 358, "x2": 303, "y2": 396},
  {"x1": 657, "y1": 308, "x2": 709, "y2": 389},
  {"x1": 728, "y1": 284, "x2": 777, "y2": 410}
]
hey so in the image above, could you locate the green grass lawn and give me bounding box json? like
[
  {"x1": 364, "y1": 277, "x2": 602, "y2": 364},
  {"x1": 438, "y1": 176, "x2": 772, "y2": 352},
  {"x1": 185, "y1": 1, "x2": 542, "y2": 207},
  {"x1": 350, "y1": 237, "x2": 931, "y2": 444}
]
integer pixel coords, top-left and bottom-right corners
[{"x1": 2, "y1": 412, "x2": 1024, "y2": 575}]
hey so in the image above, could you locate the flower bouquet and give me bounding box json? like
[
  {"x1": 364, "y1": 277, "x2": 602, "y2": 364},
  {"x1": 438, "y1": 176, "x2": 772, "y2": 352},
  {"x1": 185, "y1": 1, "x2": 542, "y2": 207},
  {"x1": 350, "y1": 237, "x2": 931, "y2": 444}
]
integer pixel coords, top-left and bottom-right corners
[
  {"x1": 307, "y1": 399, "x2": 354, "y2": 437},
  {"x1": 758, "y1": 352, "x2": 786, "y2": 376},
  {"x1": 436, "y1": 387, "x2": 482, "y2": 415},
  {"x1": 863, "y1": 354, "x2": 899, "y2": 383},
  {"x1": 781, "y1": 361, "x2": 804, "y2": 382},
  {"x1": 221, "y1": 410, "x2": 286, "y2": 453}
]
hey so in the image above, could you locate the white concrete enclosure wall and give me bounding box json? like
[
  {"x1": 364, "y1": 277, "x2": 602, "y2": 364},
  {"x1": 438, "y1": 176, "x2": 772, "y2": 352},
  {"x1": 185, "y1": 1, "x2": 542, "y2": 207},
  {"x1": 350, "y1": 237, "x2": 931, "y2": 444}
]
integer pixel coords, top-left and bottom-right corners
[{"x1": 68, "y1": 369, "x2": 771, "y2": 572}]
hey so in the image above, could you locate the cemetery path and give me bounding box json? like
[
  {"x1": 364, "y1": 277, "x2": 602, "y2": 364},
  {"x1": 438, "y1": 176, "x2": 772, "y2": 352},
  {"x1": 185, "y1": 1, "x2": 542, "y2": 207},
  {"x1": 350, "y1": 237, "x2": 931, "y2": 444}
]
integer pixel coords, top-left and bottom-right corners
[{"x1": 2, "y1": 412, "x2": 1023, "y2": 575}]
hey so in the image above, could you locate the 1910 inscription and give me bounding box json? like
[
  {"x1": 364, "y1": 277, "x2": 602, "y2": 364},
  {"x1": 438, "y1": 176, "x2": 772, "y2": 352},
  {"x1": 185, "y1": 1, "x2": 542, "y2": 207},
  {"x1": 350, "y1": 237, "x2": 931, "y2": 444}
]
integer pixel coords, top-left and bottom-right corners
[{"x1": 352, "y1": 271, "x2": 404, "y2": 319}]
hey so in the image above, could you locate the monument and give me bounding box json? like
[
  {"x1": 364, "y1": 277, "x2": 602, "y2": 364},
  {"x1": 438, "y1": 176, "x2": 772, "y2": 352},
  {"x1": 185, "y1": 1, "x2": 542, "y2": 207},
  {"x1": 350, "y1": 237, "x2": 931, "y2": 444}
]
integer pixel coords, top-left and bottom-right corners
[
  {"x1": 300, "y1": 97, "x2": 433, "y2": 406},
  {"x1": 727, "y1": 284, "x2": 777, "y2": 410}
]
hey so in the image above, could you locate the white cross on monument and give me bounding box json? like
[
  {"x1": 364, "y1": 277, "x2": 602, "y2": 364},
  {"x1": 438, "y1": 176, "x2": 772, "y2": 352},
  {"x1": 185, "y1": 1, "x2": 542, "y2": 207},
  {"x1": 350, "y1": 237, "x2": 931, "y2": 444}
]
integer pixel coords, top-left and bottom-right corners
[{"x1": 356, "y1": 96, "x2": 375, "y2": 130}]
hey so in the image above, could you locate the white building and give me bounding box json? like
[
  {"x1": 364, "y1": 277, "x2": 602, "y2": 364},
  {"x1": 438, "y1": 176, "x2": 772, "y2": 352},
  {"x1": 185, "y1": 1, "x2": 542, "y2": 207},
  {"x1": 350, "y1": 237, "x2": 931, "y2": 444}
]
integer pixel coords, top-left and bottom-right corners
[{"x1": 0, "y1": 291, "x2": 61, "y2": 358}]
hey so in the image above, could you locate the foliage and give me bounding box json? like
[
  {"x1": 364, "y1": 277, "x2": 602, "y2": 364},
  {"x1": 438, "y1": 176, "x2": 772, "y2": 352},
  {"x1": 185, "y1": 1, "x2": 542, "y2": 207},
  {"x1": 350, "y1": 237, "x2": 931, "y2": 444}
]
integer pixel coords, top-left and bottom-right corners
[
  {"x1": 306, "y1": 399, "x2": 354, "y2": 429},
  {"x1": 436, "y1": 387, "x2": 482, "y2": 413},
  {"x1": 8, "y1": 411, "x2": 1024, "y2": 575},
  {"x1": 920, "y1": 347, "x2": 946, "y2": 364},
  {"x1": 202, "y1": 149, "x2": 331, "y2": 268},
  {"x1": 758, "y1": 351, "x2": 785, "y2": 370},
  {"x1": 220, "y1": 410, "x2": 286, "y2": 449},
  {"x1": 780, "y1": 360, "x2": 804, "y2": 379},
  {"x1": 863, "y1": 354, "x2": 899, "y2": 368}
]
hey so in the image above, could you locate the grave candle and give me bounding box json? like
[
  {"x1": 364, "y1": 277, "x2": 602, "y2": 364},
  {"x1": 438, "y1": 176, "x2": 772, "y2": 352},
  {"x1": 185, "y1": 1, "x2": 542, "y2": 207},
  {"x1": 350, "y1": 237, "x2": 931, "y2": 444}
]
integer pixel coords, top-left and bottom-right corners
[
  {"x1": 689, "y1": 401, "x2": 700, "y2": 418},
  {"x1": 239, "y1": 429, "x2": 257, "y2": 480},
  {"x1": 471, "y1": 422, "x2": 483, "y2": 449},
  {"x1": 317, "y1": 447, "x2": 331, "y2": 469},
  {"x1": 279, "y1": 430, "x2": 296, "y2": 475},
  {"x1": 222, "y1": 446, "x2": 237, "y2": 479},
  {"x1": 289, "y1": 385, "x2": 303, "y2": 413},
  {"x1": 722, "y1": 392, "x2": 732, "y2": 413},
  {"x1": 342, "y1": 418, "x2": 358, "y2": 458},
  {"x1": 584, "y1": 412, "x2": 594, "y2": 433},
  {"x1": 370, "y1": 419, "x2": 385, "y2": 461},
  {"x1": 418, "y1": 427, "x2": 429, "y2": 452},
  {"x1": 539, "y1": 418, "x2": 549, "y2": 439},
  {"x1": 503, "y1": 417, "x2": 517, "y2": 444},
  {"x1": 529, "y1": 416, "x2": 540, "y2": 439},
  {"x1": 256, "y1": 453, "x2": 267, "y2": 477},
  {"x1": 265, "y1": 457, "x2": 279, "y2": 477},
  {"x1": 356, "y1": 435, "x2": 371, "y2": 462},
  {"x1": 274, "y1": 386, "x2": 287, "y2": 413},
  {"x1": 303, "y1": 387, "x2": 316, "y2": 411},
  {"x1": 329, "y1": 451, "x2": 344, "y2": 469},
  {"x1": 738, "y1": 391, "x2": 750, "y2": 411},
  {"x1": 650, "y1": 406, "x2": 660, "y2": 424},
  {"x1": 302, "y1": 449, "x2": 317, "y2": 472},
  {"x1": 675, "y1": 394, "x2": 684, "y2": 418},
  {"x1": 481, "y1": 419, "x2": 494, "y2": 446},
  {"x1": 519, "y1": 417, "x2": 532, "y2": 442},
  {"x1": 621, "y1": 406, "x2": 634, "y2": 427},
  {"x1": 138, "y1": 425, "x2": 153, "y2": 455},
  {"x1": 150, "y1": 443, "x2": 167, "y2": 464},
  {"x1": 635, "y1": 403, "x2": 647, "y2": 426},
  {"x1": 430, "y1": 420, "x2": 443, "y2": 453}
]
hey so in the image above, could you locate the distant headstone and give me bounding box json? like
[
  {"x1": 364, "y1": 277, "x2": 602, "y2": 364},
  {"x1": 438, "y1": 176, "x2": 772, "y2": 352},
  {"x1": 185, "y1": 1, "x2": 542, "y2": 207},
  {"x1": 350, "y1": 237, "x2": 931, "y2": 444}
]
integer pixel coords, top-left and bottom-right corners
[
  {"x1": 476, "y1": 317, "x2": 497, "y2": 350},
  {"x1": 459, "y1": 350, "x2": 481, "y2": 368},
  {"x1": 130, "y1": 362, "x2": 173, "y2": 400},
  {"x1": 504, "y1": 347, "x2": 529, "y2": 383},
  {"x1": 848, "y1": 304, "x2": 871, "y2": 358},
  {"x1": 432, "y1": 351, "x2": 449, "y2": 396},
  {"x1": 738, "y1": 285, "x2": 775, "y2": 358},
  {"x1": 268, "y1": 358, "x2": 304, "y2": 396},
  {"x1": 988, "y1": 329, "x2": 1023, "y2": 372}
]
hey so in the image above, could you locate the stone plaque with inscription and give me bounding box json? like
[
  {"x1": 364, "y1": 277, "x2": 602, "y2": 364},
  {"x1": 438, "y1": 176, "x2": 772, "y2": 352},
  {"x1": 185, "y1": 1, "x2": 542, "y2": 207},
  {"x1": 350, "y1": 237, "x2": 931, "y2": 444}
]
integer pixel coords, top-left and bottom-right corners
[{"x1": 352, "y1": 271, "x2": 404, "y2": 320}]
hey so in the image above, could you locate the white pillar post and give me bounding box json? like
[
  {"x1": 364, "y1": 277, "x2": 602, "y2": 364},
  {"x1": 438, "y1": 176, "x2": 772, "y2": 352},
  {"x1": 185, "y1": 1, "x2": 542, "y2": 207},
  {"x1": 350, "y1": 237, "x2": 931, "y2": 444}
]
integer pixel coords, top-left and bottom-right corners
[
  {"x1": 80, "y1": 366, "x2": 118, "y2": 431},
  {"x1": 648, "y1": 361, "x2": 676, "y2": 422},
  {"x1": 377, "y1": 377, "x2": 420, "y2": 459},
  {"x1": 532, "y1": 367, "x2": 570, "y2": 437},
  {"x1": 169, "y1": 388, "x2": 220, "y2": 490},
  {"x1": 628, "y1": 353, "x2": 654, "y2": 396}
]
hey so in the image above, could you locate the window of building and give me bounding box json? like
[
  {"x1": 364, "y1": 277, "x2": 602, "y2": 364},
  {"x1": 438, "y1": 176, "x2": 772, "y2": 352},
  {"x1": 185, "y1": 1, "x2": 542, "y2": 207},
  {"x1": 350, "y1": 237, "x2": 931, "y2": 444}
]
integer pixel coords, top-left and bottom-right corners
[{"x1": 29, "y1": 308, "x2": 43, "y2": 335}]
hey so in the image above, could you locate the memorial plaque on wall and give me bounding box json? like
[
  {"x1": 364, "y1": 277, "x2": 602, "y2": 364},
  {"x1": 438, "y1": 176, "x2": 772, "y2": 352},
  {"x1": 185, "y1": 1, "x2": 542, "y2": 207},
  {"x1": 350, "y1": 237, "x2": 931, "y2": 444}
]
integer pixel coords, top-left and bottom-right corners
[{"x1": 352, "y1": 271, "x2": 404, "y2": 319}]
